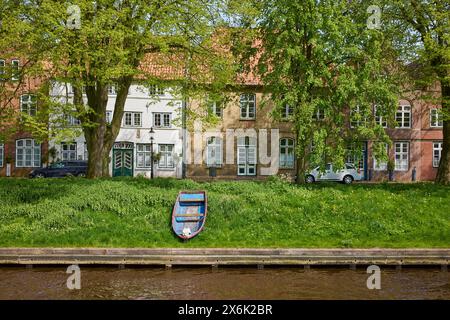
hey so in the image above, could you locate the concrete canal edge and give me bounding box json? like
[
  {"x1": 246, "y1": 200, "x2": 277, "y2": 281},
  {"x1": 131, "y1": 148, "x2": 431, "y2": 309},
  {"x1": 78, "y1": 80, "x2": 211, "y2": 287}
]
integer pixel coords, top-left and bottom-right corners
[{"x1": 0, "y1": 248, "x2": 449, "y2": 268}]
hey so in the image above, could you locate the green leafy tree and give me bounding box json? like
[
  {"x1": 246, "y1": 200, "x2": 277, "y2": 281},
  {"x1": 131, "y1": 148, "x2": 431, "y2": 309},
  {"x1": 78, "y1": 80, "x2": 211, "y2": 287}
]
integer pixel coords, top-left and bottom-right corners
[
  {"x1": 237, "y1": 0, "x2": 400, "y2": 183},
  {"x1": 383, "y1": 0, "x2": 450, "y2": 184},
  {"x1": 0, "y1": 0, "x2": 235, "y2": 178}
]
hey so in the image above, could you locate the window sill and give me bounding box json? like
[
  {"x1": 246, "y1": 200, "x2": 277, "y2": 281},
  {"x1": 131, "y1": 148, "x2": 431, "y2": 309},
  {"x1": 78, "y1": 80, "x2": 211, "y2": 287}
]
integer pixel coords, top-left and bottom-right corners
[
  {"x1": 240, "y1": 118, "x2": 256, "y2": 121},
  {"x1": 157, "y1": 167, "x2": 175, "y2": 171}
]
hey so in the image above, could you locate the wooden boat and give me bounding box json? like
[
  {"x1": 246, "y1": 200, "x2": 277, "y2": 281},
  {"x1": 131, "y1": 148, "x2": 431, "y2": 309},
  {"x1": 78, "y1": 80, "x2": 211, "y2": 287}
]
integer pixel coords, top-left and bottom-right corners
[{"x1": 172, "y1": 191, "x2": 208, "y2": 240}]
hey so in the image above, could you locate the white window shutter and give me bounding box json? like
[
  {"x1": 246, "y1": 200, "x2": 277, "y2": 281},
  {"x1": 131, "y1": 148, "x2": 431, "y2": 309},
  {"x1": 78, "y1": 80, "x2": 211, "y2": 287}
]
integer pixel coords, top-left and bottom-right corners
[
  {"x1": 247, "y1": 147, "x2": 257, "y2": 165},
  {"x1": 216, "y1": 144, "x2": 222, "y2": 165},
  {"x1": 238, "y1": 147, "x2": 246, "y2": 165}
]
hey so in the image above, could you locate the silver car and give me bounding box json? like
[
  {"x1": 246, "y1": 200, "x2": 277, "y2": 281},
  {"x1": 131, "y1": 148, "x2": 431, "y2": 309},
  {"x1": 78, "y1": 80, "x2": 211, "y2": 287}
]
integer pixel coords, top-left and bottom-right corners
[{"x1": 305, "y1": 163, "x2": 362, "y2": 184}]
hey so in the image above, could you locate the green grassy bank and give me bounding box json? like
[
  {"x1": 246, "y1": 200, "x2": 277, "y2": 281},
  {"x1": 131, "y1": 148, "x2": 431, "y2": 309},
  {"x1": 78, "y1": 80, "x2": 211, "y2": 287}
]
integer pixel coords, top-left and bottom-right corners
[{"x1": 0, "y1": 177, "x2": 449, "y2": 248}]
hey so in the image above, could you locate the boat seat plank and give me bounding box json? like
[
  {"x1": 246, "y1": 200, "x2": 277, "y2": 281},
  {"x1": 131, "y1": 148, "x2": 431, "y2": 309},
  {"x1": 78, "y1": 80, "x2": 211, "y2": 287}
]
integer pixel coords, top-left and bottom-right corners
[
  {"x1": 175, "y1": 218, "x2": 202, "y2": 223},
  {"x1": 179, "y1": 194, "x2": 205, "y2": 202},
  {"x1": 175, "y1": 214, "x2": 204, "y2": 217}
]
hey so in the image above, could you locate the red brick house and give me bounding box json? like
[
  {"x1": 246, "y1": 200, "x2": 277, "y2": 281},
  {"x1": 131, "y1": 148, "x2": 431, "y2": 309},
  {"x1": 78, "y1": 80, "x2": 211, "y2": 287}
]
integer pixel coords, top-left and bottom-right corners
[{"x1": 0, "y1": 57, "x2": 48, "y2": 177}]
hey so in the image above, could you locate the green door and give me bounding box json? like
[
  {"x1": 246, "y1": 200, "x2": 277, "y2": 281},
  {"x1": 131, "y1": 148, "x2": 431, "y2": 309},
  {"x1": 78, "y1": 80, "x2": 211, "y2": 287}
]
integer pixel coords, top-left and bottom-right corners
[{"x1": 113, "y1": 149, "x2": 134, "y2": 177}]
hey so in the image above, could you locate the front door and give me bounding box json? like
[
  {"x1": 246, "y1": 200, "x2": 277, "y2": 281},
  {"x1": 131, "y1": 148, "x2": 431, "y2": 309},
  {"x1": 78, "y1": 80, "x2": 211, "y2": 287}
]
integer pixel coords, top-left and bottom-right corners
[{"x1": 113, "y1": 142, "x2": 134, "y2": 177}]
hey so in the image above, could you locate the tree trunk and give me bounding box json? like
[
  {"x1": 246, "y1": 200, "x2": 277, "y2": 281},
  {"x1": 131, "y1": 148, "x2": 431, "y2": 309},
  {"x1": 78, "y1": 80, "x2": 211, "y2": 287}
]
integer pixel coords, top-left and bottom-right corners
[
  {"x1": 83, "y1": 78, "x2": 132, "y2": 178},
  {"x1": 435, "y1": 82, "x2": 450, "y2": 184},
  {"x1": 296, "y1": 156, "x2": 306, "y2": 184}
]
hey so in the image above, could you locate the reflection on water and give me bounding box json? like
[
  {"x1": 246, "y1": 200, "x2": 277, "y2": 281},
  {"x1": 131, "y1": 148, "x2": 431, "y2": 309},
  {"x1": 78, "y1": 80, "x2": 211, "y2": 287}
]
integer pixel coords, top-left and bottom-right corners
[{"x1": 0, "y1": 266, "x2": 448, "y2": 300}]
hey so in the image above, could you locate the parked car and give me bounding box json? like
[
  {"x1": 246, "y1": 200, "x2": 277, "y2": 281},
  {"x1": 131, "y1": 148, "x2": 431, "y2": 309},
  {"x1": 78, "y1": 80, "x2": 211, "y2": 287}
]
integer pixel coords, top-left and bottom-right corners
[
  {"x1": 305, "y1": 163, "x2": 362, "y2": 184},
  {"x1": 30, "y1": 161, "x2": 88, "y2": 178}
]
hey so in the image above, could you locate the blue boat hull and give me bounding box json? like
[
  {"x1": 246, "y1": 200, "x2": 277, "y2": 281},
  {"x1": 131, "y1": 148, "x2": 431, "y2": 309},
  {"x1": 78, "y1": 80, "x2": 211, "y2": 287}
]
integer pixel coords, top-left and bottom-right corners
[{"x1": 172, "y1": 191, "x2": 207, "y2": 240}]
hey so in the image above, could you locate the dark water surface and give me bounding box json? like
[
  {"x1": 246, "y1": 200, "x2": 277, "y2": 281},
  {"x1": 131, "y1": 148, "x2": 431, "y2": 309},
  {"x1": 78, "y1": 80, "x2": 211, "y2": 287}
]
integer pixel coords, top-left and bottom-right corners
[{"x1": 0, "y1": 266, "x2": 448, "y2": 300}]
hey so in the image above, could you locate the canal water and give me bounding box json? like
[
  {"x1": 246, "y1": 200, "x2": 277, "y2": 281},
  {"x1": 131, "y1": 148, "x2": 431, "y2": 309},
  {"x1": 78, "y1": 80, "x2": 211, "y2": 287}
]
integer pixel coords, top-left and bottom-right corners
[{"x1": 0, "y1": 266, "x2": 448, "y2": 299}]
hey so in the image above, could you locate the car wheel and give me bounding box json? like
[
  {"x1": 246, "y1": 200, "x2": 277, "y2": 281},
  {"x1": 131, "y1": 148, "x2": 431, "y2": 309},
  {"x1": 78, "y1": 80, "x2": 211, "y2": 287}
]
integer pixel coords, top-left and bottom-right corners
[
  {"x1": 77, "y1": 173, "x2": 86, "y2": 177},
  {"x1": 35, "y1": 173, "x2": 46, "y2": 178},
  {"x1": 343, "y1": 175, "x2": 353, "y2": 184},
  {"x1": 305, "y1": 175, "x2": 315, "y2": 184}
]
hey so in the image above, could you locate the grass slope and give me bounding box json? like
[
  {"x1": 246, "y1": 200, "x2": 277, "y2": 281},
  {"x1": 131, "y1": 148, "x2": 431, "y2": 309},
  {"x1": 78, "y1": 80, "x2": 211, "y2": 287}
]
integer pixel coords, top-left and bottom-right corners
[{"x1": 0, "y1": 177, "x2": 449, "y2": 248}]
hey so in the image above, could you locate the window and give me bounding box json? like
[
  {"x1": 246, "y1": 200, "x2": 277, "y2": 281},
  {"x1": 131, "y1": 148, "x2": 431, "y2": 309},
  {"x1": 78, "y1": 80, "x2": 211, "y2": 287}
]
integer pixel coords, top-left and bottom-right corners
[
  {"x1": 279, "y1": 138, "x2": 295, "y2": 169},
  {"x1": 66, "y1": 115, "x2": 81, "y2": 126},
  {"x1": 153, "y1": 113, "x2": 171, "y2": 128},
  {"x1": 11, "y1": 59, "x2": 20, "y2": 81},
  {"x1": 136, "y1": 144, "x2": 152, "y2": 168},
  {"x1": 237, "y1": 136, "x2": 257, "y2": 176},
  {"x1": 430, "y1": 109, "x2": 443, "y2": 128},
  {"x1": 16, "y1": 139, "x2": 41, "y2": 167},
  {"x1": 84, "y1": 142, "x2": 88, "y2": 160},
  {"x1": 106, "y1": 111, "x2": 112, "y2": 124},
  {"x1": 394, "y1": 142, "x2": 409, "y2": 171},
  {"x1": 0, "y1": 59, "x2": 5, "y2": 80},
  {"x1": 206, "y1": 137, "x2": 222, "y2": 167},
  {"x1": 373, "y1": 143, "x2": 389, "y2": 171},
  {"x1": 149, "y1": 85, "x2": 164, "y2": 95},
  {"x1": 159, "y1": 144, "x2": 174, "y2": 168},
  {"x1": 208, "y1": 102, "x2": 222, "y2": 118},
  {"x1": 0, "y1": 143, "x2": 3, "y2": 167},
  {"x1": 433, "y1": 142, "x2": 442, "y2": 168},
  {"x1": 350, "y1": 106, "x2": 366, "y2": 128},
  {"x1": 396, "y1": 105, "x2": 411, "y2": 128},
  {"x1": 374, "y1": 106, "x2": 387, "y2": 128},
  {"x1": 346, "y1": 143, "x2": 365, "y2": 172},
  {"x1": 20, "y1": 94, "x2": 37, "y2": 116},
  {"x1": 108, "y1": 85, "x2": 116, "y2": 95},
  {"x1": 123, "y1": 112, "x2": 142, "y2": 127},
  {"x1": 61, "y1": 142, "x2": 77, "y2": 160},
  {"x1": 281, "y1": 104, "x2": 293, "y2": 120},
  {"x1": 240, "y1": 93, "x2": 256, "y2": 120},
  {"x1": 312, "y1": 107, "x2": 325, "y2": 121}
]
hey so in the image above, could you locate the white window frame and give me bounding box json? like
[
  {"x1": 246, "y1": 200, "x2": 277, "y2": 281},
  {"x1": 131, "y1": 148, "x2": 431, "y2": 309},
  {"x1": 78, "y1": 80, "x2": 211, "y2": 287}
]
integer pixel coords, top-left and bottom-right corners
[
  {"x1": 206, "y1": 136, "x2": 222, "y2": 167},
  {"x1": 84, "y1": 142, "x2": 88, "y2": 161},
  {"x1": 16, "y1": 139, "x2": 41, "y2": 168},
  {"x1": 373, "y1": 143, "x2": 389, "y2": 171},
  {"x1": 20, "y1": 94, "x2": 37, "y2": 116},
  {"x1": 237, "y1": 136, "x2": 257, "y2": 176},
  {"x1": 313, "y1": 107, "x2": 325, "y2": 121},
  {"x1": 346, "y1": 143, "x2": 366, "y2": 172},
  {"x1": 281, "y1": 104, "x2": 293, "y2": 120},
  {"x1": 153, "y1": 112, "x2": 171, "y2": 128},
  {"x1": 430, "y1": 109, "x2": 443, "y2": 128},
  {"x1": 433, "y1": 142, "x2": 442, "y2": 168},
  {"x1": 149, "y1": 85, "x2": 164, "y2": 96},
  {"x1": 11, "y1": 59, "x2": 20, "y2": 81},
  {"x1": 123, "y1": 112, "x2": 142, "y2": 127},
  {"x1": 158, "y1": 144, "x2": 174, "y2": 169},
  {"x1": 136, "y1": 144, "x2": 152, "y2": 168},
  {"x1": 279, "y1": 138, "x2": 295, "y2": 169},
  {"x1": 209, "y1": 102, "x2": 222, "y2": 118},
  {"x1": 108, "y1": 85, "x2": 116, "y2": 95},
  {"x1": 396, "y1": 105, "x2": 411, "y2": 128},
  {"x1": 374, "y1": 106, "x2": 387, "y2": 128},
  {"x1": 66, "y1": 114, "x2": 81, "y2": 126},
  {"x1": 0, "y1": 59, "x2": 5, "y2": 80},
  {"x1": 61, "y1": 142, "x2": 77, "y2": 161},
  {"x1": 394, "y1": 141, "x2": 409, "y2": 171},
  {"x1": 350, "y1": 106, "x2": 367, "y2": 128},
  {"x1": 0, "y1": 143, "x2": 4, "y2": 167},
  {"x1": 106, "y1": 111, "x2": 113, "y2": 124},
  {"x1": 240, "y1": 93, "x2": 256, "y2": 120}
]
